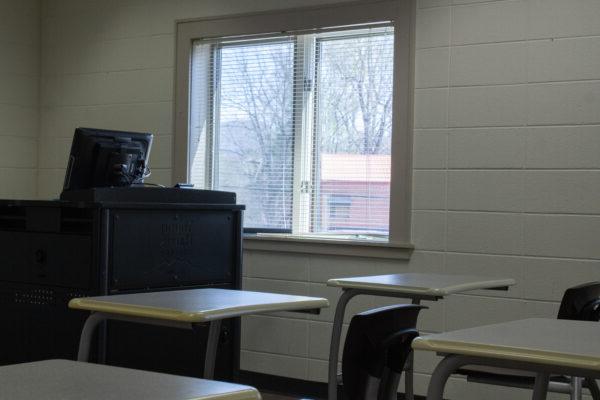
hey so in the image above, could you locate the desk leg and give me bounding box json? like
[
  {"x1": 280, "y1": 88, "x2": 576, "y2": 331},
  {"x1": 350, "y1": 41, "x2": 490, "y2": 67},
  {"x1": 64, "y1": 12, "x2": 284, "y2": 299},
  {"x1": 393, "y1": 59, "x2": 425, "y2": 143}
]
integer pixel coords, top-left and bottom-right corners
[
  {"x1": 203, "y1": 320, "x2": 222, "y2": 379},
  {"x1": 570, "y1": 377, "x2": 583, "y2": 400},
  {"x1": 77, "y1": 312, "x2": 106, "y2": 362},
  {"x1": 532, "y1": 372, "x2": 550, "y2": 400},
  {"x1": 328, "y1": 290, "x2": 356, "y2": 400},
  {"x1": 427, "y1": 355, "x2": 474, "y2": 400},
  {"x1": 403, "y1": 299, "x2": 421, "y2": 400}
]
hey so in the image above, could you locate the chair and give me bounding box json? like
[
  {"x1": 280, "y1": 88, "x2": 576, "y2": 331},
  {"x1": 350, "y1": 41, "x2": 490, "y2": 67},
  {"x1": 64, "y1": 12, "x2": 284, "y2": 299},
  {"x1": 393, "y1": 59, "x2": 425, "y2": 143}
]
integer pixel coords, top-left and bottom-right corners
[
  {"x1": 557, "y1": 282, "x2": 600, "y2": 321},
  {"x1": 340, "y1": 303, "x2": 426, "y2": 400},
  {"x1": 457, "y1": 282, "x2": 600, "y2": 400}
]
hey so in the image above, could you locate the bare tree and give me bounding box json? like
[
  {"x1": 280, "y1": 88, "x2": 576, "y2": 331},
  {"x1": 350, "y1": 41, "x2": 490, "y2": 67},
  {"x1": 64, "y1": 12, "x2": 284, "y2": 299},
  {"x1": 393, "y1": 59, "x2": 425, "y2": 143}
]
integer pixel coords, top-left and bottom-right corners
[
  {"x1": 317, "y1": 34, "x2": 393, "y2": 155},
  {"x1": 218, "y1": 42, "x2": 295, "y2": 229},
  {"x1": 215, "y1": 32, "x2": 393, "y2": 229}
]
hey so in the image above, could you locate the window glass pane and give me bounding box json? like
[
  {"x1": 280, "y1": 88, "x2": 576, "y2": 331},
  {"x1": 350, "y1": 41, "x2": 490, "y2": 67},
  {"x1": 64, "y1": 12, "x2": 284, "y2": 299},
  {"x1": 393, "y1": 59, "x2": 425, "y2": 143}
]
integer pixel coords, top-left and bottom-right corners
[
  {"x1": 312, "y1": 31, "x2": 394, "y2": 235},
  {"x1": 215, "y1": 40, "x2": 295, "y2": 231},
  {"x1": 190, "y1": 26, "x2": 394, "y2": 238}
]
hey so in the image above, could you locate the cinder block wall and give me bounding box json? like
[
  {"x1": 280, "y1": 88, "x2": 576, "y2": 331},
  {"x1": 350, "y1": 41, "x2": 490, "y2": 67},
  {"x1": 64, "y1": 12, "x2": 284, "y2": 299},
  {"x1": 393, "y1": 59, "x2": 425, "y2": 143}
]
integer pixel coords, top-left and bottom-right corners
[
  {"x1": 25, "y1": 0, "x2": 600, "y2": 399},
  {"x1": 0, "y1": 0, "x2": 39, "y2": 199},
  {"x1": 36, "y1": 0, "x2": 336, "y2": 197}
]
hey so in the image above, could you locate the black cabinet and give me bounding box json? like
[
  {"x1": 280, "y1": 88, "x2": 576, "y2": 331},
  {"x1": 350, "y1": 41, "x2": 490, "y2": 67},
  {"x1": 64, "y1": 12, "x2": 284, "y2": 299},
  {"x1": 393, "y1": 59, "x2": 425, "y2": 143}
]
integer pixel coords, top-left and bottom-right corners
[{"x1": 0, "y1": 192, "x2": 243, "y2": 380}]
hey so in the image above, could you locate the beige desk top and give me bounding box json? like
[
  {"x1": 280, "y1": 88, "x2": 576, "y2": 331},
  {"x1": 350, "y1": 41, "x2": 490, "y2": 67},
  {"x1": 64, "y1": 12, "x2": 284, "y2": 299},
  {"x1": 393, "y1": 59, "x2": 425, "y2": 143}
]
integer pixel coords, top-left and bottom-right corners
[
  {"x1": 0, "y1": 360, "x2": 260, "y2": 400},
  {"x1": 69, "y1": 288, "x2": 329, "y2": 322},
  {"x1": 413, "y1": 318, "x2": 600, "y2": 372},
  {"x1": 326, "y1": 273, "x2": 515, "y2": 296}
]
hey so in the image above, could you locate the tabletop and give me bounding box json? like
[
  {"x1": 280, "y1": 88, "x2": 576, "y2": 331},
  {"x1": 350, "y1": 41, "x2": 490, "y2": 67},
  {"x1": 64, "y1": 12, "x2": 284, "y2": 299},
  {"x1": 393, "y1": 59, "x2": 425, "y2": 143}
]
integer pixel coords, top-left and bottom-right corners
[
  {"x1": 69, "y1": 288, "x2": 329, "y2": 322},
  {"x1": 326, "y1": 272, "x2": 515, "y2": 296},
  {"x1": 412, "y1": 318, "x2": 600, "y2": 371},
  {"x1": 0, "y1": 360, "x2": 261, "y2": 400}
]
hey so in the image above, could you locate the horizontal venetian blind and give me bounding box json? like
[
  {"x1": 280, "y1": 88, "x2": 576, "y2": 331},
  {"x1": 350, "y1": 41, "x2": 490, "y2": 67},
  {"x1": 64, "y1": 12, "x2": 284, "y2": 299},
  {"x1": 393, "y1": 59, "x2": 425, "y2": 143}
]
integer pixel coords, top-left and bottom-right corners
[
  {"x1": 305, "y1": 29, "x2": 394, "y2": 237},
  {"x1": 188, "y1": 25, "x2": 394, "y2": 238}
]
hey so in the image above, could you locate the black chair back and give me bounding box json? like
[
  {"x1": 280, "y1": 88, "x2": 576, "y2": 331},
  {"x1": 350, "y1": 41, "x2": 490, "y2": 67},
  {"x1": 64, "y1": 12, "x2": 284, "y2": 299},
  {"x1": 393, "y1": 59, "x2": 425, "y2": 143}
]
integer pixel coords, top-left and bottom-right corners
[
  {"x1": 557, "y1": 282, "x2": 600, "y2": 321},
  {"x1": 341, "y1": 303, "x2": 426, "y2": 400}
]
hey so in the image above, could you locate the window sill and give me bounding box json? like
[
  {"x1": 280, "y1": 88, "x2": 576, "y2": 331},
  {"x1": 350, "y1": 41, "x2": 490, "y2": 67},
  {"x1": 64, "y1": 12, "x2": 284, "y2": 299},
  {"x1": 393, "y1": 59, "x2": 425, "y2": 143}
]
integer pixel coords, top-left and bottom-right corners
[{"x1": 243, "y1": 234, "x2": 413, "y2": 260}]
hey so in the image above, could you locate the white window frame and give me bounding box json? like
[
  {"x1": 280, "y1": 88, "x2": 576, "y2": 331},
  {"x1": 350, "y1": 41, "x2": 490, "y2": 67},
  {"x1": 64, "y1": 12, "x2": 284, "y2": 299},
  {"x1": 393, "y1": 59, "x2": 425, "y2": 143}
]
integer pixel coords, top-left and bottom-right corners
[{"x1": 174, "y1": 0, "x2": 416, "y2": 259}]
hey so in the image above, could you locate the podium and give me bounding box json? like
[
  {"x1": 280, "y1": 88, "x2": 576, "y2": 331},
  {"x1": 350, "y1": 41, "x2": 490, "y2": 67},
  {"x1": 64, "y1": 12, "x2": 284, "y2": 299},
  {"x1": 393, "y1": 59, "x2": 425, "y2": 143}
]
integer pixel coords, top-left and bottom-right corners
[{"x1": 0, "y1": 188, "x2": 244, "y2": 380}]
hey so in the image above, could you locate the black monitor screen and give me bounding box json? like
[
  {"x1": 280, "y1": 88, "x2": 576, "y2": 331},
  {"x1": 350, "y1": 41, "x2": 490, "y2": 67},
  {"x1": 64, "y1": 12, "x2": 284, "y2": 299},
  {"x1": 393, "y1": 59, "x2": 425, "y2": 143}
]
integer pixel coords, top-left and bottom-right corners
[{"x1": 63, "y1": 127, "x2": 153, "y2": 191}]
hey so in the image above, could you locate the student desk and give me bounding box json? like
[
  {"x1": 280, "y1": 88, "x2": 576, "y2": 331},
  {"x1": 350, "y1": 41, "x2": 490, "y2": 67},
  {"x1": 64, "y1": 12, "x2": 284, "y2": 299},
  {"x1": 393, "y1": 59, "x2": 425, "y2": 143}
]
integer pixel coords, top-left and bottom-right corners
[
  {"x1": 326, "y1": 273, "x2": 515, "y2": 400},
  {"x1": 70, "y1": 288, "x2": 329, "y2": 379},
  {"x1": 0, "y1": 359, "x2": 260, "y2": 399},
  {"x1": 413, "y1": 318, "x2": 600, "y2": 400}
]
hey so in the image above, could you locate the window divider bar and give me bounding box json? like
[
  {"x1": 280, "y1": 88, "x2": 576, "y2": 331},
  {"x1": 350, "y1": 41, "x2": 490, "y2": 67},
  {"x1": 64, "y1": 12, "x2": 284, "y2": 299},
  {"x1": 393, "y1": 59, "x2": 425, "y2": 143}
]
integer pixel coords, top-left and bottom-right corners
[
  {"x1": 176, "y1": 0, "x2": 416, "y2": 243},
  {"x1": 291, "y1": 35, "x2": 315, "y2": 235}
]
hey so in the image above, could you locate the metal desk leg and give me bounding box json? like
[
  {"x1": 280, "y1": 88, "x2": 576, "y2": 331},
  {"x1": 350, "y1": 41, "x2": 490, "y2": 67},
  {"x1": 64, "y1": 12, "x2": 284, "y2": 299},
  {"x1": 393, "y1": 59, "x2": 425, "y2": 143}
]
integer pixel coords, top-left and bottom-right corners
[
  {"x1": 403, "y1": 299, "x2": 421, "y2": 400},
  {"x1": 532, "y1": 372, "x2": 550, "y2": 400},
  {"x1": 570, "y1": 377, "x2": 583, "y2": 400},
  {"x1": 426, "y1": 355, "x2": 470, "y2": 400},
  {"x1": 203, "y1": 320, "x2": 222, "y2": 379},
  {"x1": 77, "y1": 312, "x2": 107, "y2": 361},
  {"x1": 328, "y1": 290, "x2": 356, "y2": 400}
]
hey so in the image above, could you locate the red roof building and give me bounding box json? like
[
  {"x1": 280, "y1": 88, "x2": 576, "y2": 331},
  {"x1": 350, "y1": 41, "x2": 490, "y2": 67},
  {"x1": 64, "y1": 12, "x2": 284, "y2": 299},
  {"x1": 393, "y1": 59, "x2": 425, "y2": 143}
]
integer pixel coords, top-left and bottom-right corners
[{"x1": 318, "y1": 153, "x2": 391, "y2": 234}]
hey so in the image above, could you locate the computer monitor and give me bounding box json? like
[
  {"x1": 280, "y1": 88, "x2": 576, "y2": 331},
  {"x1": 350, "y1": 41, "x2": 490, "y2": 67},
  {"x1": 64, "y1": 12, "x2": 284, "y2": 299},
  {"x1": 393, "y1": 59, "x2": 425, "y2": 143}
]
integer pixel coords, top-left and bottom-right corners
[{"x1": 62, "y1": 127, "x2": 153, "y2": 191}]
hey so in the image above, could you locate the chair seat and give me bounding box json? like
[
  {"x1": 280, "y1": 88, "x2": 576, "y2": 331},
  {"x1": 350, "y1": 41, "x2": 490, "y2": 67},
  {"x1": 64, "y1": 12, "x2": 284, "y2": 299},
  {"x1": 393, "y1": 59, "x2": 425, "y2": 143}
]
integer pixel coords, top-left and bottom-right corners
[{"x1": 342, "y1": 304, "x2": 426, "y2": 400}]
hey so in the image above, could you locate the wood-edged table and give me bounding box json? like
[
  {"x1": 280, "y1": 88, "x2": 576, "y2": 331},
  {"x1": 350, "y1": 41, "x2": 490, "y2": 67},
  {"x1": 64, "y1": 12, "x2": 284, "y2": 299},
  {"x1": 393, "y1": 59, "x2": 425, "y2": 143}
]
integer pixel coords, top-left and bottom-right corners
[
  {"x1": 70, "y1": 288, "x2": 329, "y2": 379},
  {"x1": 413, "y1": 318, "x2": 600, "y2": 400},
  {"x1": 326, "y1": 272, "x2": 516, "y2": 400},
  {"x1": 0, "y1": 359, "x2": 261, "y2": 399}
]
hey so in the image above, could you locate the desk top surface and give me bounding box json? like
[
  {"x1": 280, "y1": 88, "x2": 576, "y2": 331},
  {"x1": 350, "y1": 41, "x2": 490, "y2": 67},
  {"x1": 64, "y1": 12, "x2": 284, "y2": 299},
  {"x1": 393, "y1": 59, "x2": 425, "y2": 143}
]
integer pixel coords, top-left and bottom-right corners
[
  {"x1": 326, "y1": 273, "x2": 515, "y2": 297},
  {"x1": 413, "y1": 318, "x2": 600, "y2": 371},
  {"x1": 0, "y1": 360, "x2": 260, "y2": 400},
  {"x1": 69, "y1": 288, "x2": 329, "y2": 322}
]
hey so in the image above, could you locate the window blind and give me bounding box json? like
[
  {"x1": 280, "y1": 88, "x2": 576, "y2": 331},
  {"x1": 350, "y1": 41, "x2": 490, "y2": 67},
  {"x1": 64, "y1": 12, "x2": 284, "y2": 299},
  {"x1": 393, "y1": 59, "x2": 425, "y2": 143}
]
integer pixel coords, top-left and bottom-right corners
[{"x1": 189, "y1": 25, "x2": 394, "y2": 238}]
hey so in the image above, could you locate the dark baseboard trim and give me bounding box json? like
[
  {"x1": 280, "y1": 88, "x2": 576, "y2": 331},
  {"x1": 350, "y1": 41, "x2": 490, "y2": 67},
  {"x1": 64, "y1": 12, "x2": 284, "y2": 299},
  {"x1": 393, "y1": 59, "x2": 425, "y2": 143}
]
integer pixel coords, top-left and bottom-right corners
[{"x1": 236, "y1": 369, "x2": 427, "y2": 400}]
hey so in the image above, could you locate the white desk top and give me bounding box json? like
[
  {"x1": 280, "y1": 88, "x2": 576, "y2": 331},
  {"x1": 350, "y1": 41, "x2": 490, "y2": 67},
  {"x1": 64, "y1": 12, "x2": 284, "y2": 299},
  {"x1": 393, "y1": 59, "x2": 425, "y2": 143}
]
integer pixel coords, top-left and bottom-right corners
[
  {"x1": 326, "y1": 272, "x2": 515, "y2": 297},
  {"x1": 0, "y1": 360, "x2": 260, "y2": 400},
  {"x1": 413, "y1": 318, "x2": 600, "y2": 371},
  {"x1": 69, "y1": 288, "x2": 329, "y2": 322}
]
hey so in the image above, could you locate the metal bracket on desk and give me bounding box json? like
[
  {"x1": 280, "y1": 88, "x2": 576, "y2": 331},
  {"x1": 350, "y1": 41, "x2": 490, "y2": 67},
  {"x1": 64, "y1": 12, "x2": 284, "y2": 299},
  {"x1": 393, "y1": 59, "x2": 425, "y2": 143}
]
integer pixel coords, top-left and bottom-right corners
[
  {"x1": 346, "y1": 288, "x2": 442, "y2": 303},
  {"x1": 77, "y1": 312, "x2": 194, "y2": 362},
  {"x1": 426, "y1": 354, "x2": 600, "y2": 400},
  {"x1": 486, "y1": 286, "x2": 511, "y2": 291},
  {"x1": 290, "y1": 308, "x2": 322, "y2": 315},
  {"x1": 77, "y1": 312, "x2": 222, "y2": 379}
]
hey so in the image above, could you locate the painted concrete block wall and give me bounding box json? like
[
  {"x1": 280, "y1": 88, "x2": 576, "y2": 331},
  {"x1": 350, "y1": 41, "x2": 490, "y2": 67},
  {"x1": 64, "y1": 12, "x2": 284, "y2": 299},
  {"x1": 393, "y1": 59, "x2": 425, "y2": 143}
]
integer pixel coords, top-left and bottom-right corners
[
  {"x1": 0, "y1": 0, "x2": 39, "y2": 199},
  {"x1": 35, "y1": 1, "x2": 600, "y2": 399},
  {"x1": 37, "y1": 0, "x2": 344, "y2": 198}
]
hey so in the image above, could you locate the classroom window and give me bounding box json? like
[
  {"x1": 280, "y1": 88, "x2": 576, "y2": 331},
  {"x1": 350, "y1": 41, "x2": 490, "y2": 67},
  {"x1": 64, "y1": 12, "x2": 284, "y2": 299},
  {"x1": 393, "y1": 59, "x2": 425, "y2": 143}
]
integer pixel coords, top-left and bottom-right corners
[{"x1": 175, "y1": 1, "x2": 414, "y2": 245}]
